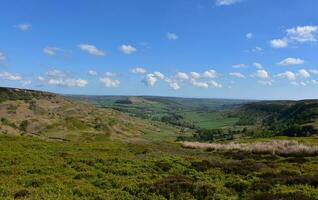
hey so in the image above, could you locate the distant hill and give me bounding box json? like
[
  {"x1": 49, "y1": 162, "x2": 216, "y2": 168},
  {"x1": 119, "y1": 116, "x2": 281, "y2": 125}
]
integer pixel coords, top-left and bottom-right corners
[
  {"x1": 0, "y1": 87, "x2": 157, "y2": 141},
  {"x1": 236, "y1": 100, "x2": 318, "y2": 137}
]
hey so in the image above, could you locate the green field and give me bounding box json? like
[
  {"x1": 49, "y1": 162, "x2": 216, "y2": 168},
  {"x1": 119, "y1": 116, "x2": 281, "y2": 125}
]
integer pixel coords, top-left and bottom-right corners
[{"x1": 182, "y1": 111, "x2": 239, "y2": 129}]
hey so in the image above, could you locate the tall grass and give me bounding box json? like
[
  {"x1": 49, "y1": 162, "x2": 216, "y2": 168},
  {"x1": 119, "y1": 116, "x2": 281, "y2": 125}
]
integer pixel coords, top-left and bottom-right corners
[{"x1": 181, "y1": 140, "x2": 318, "y2": 156}]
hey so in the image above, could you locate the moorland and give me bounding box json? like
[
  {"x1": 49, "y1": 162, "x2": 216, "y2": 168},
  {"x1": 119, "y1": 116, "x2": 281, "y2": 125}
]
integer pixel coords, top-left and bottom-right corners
[{"x1": 1, "y1": 87, "x2": 318, "y2": 199}]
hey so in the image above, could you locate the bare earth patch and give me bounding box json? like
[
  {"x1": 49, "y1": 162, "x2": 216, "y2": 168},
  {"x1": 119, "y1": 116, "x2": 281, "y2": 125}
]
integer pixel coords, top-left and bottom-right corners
[{"x1": 181, "y1": 140, "x2": 318, "y2": 156}]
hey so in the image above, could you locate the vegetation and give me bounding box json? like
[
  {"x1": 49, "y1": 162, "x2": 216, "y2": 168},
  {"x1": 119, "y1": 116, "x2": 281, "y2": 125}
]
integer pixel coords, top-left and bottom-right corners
[{"x1": 2, "y1": 87, "x2": 318, "y2": 199}]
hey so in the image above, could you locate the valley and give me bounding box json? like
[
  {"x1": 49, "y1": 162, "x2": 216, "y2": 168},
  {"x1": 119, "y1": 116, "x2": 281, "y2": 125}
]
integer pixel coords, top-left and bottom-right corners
[{"x1": 1, "y1": 87, "x2": 318, "y2": 199}]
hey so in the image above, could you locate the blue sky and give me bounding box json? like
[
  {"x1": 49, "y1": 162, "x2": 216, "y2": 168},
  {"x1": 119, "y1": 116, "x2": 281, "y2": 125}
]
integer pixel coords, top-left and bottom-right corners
[{"x1": 0, "y1": 0, "x2": 318, "y2": 100}]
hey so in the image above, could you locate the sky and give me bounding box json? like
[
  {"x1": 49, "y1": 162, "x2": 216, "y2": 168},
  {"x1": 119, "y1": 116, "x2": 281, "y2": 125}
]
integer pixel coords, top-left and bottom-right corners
[{"x1": 0, "y1": 0, "x2": 318, "y2": 100}]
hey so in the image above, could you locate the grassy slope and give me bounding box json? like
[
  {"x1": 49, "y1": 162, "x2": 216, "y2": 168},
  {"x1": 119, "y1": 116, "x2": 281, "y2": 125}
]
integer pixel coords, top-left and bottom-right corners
[{"x1": 0, "y1": 87, "x2": 168, "y2": 141}]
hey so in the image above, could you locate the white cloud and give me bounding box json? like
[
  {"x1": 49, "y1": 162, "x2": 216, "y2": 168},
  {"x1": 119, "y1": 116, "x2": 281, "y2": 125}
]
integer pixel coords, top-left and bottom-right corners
[
  {"x1": 176, "y1": 72, "x2": 189, "y2": 80},
  {"x1": 202, "y1": 70, "x2": 217, "y2": 78},
  {"x1": 258, "y1": 80, "x2": 273, "y2": 86},
  {"x1": 88, "y1": 70, "x2": 98, "y2": 76},
  {"x1": 21, "y1": 80, "x2": 31, "y2": 86},
  {"x1": 0, "y1": 52, "x2": 6, "y2": 61},
  {"x1": 278, "y1": 58, "x2": 304, "y2": 66},
  {"x1": 270, "y1": 26, "x2": 318, "y2": 49},
  {"x1": 166, "y1": 32, "x2": 178, "y2": 40},
  {"x1": 286, "y1": 26, "x2": 318, "y2": 43},
  {"x1": 216, "y1": 0, "x2": 241, "y2": 6},
  {"x1": 99, "y1": 77, "x2": 120, "y2": 88},
  {"x1": 169, "y1": 82, "x2": 180, "y2": 90},
  {"x1": 232, "y1": 64, "x2": 246, "y2": 69},
  {"x1": 46, "y1": 69, "x2": 67, "y2": 78},
  {"x1": 253, "y1": 62, "x2": 263, "y2": 69},
  {"x1": 311, "y1": 80, "x2": 318, "y2": 85},
  {"x1": 78, "y1": 44, "x2": 105, "y2": 56},
  {"x1": 190, "y1": 79, "x2": 209, "y2": 88},
  {"x1": 48, "y1": 78, "x2": 88, "y2": 87},
  {"x1": 209, "y1": 80, "x2": 222, "y2": 88},
  {"x1": 309, "y1": 69, "x2": 318, "y2": 75},
  {"x1": 298, "y1": 69, "x2": 311, "y2": 78},
  {"x1": 37, "y1": 76, "x2": 45, "y2": 81},
  {"x1": 0, "y1": 72, "x2": 22, "y2": 81},
  {"x1": 43, "y1": 47, "x2": 62, "y2": 56},
  {"x1": 105, "y1": 72, "x2": 116, "y2": 77},
  {"x1": 119, "y1": 44, "x2": 137, "y2": 55},
  {"x1": 270, "y1": 38, "x2": 288, "y2": 48},
  {"x1": 190, "y1": 72, "x2": 201, "y2": 79},
  {"x1": 153, "y1": 71, "x2": 165, "y2": 80},
  {"x1": 229, "y1": 72, "x2": 245, "y2": 78},
  {"x1": 246, "y1": 33, "x2": 253, "y2": 39},
  {"x1": 252, "y1": 46, "x2": 263, "y2": 52},
  {"x1": 143, "y1": 73, "x2": 158, "y2": 87},
  {"x1": 131, "y1": 67, "x2": 147, "y2": 74},
  {"x1": 15, "y1": 23, "x2": 31, "y2": 31},
  {"x1": 275, "y1": 71, "x2": 296, "y2": 81},
  {"x1": 253, "y1": 70, "x2": 269, "y2": 79}
]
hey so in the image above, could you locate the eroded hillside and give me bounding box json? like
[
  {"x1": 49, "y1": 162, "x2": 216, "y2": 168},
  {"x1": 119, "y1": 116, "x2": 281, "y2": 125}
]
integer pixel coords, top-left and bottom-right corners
[{"x1": 0, "y1": 87, "x2": 160, "y2": 141}]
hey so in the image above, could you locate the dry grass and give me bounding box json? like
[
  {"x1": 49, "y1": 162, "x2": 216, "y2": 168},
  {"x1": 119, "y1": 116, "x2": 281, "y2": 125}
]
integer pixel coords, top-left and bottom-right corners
[{"x1": 181, "y1": 140, "x2": 318, "y2": 156}]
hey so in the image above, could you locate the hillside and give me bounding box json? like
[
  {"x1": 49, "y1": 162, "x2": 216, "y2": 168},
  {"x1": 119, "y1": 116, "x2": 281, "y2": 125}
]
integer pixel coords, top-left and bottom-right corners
[{"x1": 0, "y1": 87, "x2": 163, "y2": 141}]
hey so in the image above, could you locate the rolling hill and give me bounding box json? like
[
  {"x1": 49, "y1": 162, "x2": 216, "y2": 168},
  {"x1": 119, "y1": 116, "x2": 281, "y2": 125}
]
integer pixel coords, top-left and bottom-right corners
[{"x1": 0, "y1": 87, "x2": 163, "y2": 141}]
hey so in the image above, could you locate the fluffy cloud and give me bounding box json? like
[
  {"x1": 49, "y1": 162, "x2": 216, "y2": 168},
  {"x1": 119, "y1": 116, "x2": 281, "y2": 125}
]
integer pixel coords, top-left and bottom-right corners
[
  {"x1": 258, "y1": 80, "x2": 273, "y2": 86},
  {"x1": 190, "y1": 72, "x2": 201, "y2": 79},
  {"x1": 119, "y1": 44, "x2": 137, "y2": 55},
  {"x1": 105, "y1": 72, "x2": 116, "y2": 77},
  {"x1": 270, "y1": 38, "x2": 288, "y2": 48},
  {"x1": 176, "y1": 72, "x2": 189, "y2": 80},
  {"x1": 46, "y1": 69, "x2": 67, "y2": 78},
  {"x1": 229, "y1": 72, "x2": 245, "y2": 78},
  {"x1": 209, "y1": 80, "x2": 222, "y2": 88},
  {"x1": 43, "y1": 47, "x2": 62, "y2": 56},
  {"x1": 190, "y1": 79, "x2": 209, "y2": 88},
  {"x1": 0, "y1": 52, "x2": 6, "y2": 61},
  {"x1": 0, "y1": 72, "x2": 22, "y2": 81},
  {"x1": 278, "y1": 58, "x2": 304, "y2": 66},
  {"x1": 166, "y1": 32, "x2": 178, "y2": 40},
  {"x1": 253, "y1": 62, "x2": 263, "y2": 69},
  {"x1": 37, "y1": 76, "x2": 45, "y2": 81},
  {"x1": 131, "y1": 67, "x2": 147, "y2": 74},
  {"x1": 270, "y1": 26, "x2": 318, "y2": 48},
  {"x1": 88, "y1": 70, "x2": 98, "y2": 76},
  {"x1": 246, "y1": 33, "x2": 253, "y2": 39},
  {"x1": 78, "y1": 44, "x2": 105, "y2": 56},
  {"x1": 169, "y1": 82, "x2": 180, "y2": 90},
  {"x1": 48, "y1": 78, "x2": 88, "y2": 87},
  {"x1": 202, "y1": 70, "x2": 217, "y2": 78},
  {"x1": 99, "y1": 77, "x2": 120, "y2": 88},
  {"x1": 216, "y1": 0, "x2": 241, "y2": 6},
  {"x1": 275, "y1": 71, "x2": 296, "y2": 81},
  {"x1": 15, "y1": 23, "x2": 32, "y2": 31},
  {"x1": 253, "y1": 70, "x2": 269, "y2": 79},
  {"x1": 143, "y1": 73, "x2": 158, "y2": 87},
  {"x1": 286, "y1": 26, "x2": 318, "y2": 43},
  {"x1": 232, "y1": 64, "x2": 246, "y2": 69},
  {"x1": 298, "y1": 69, "x2": 311, "y2": 78},
  {"x1": 153, "y1": 72, "x2": 165, "y2": 80},
  {"x1": 309, "y1": 69, "x2": 318, "y2": 75}
]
